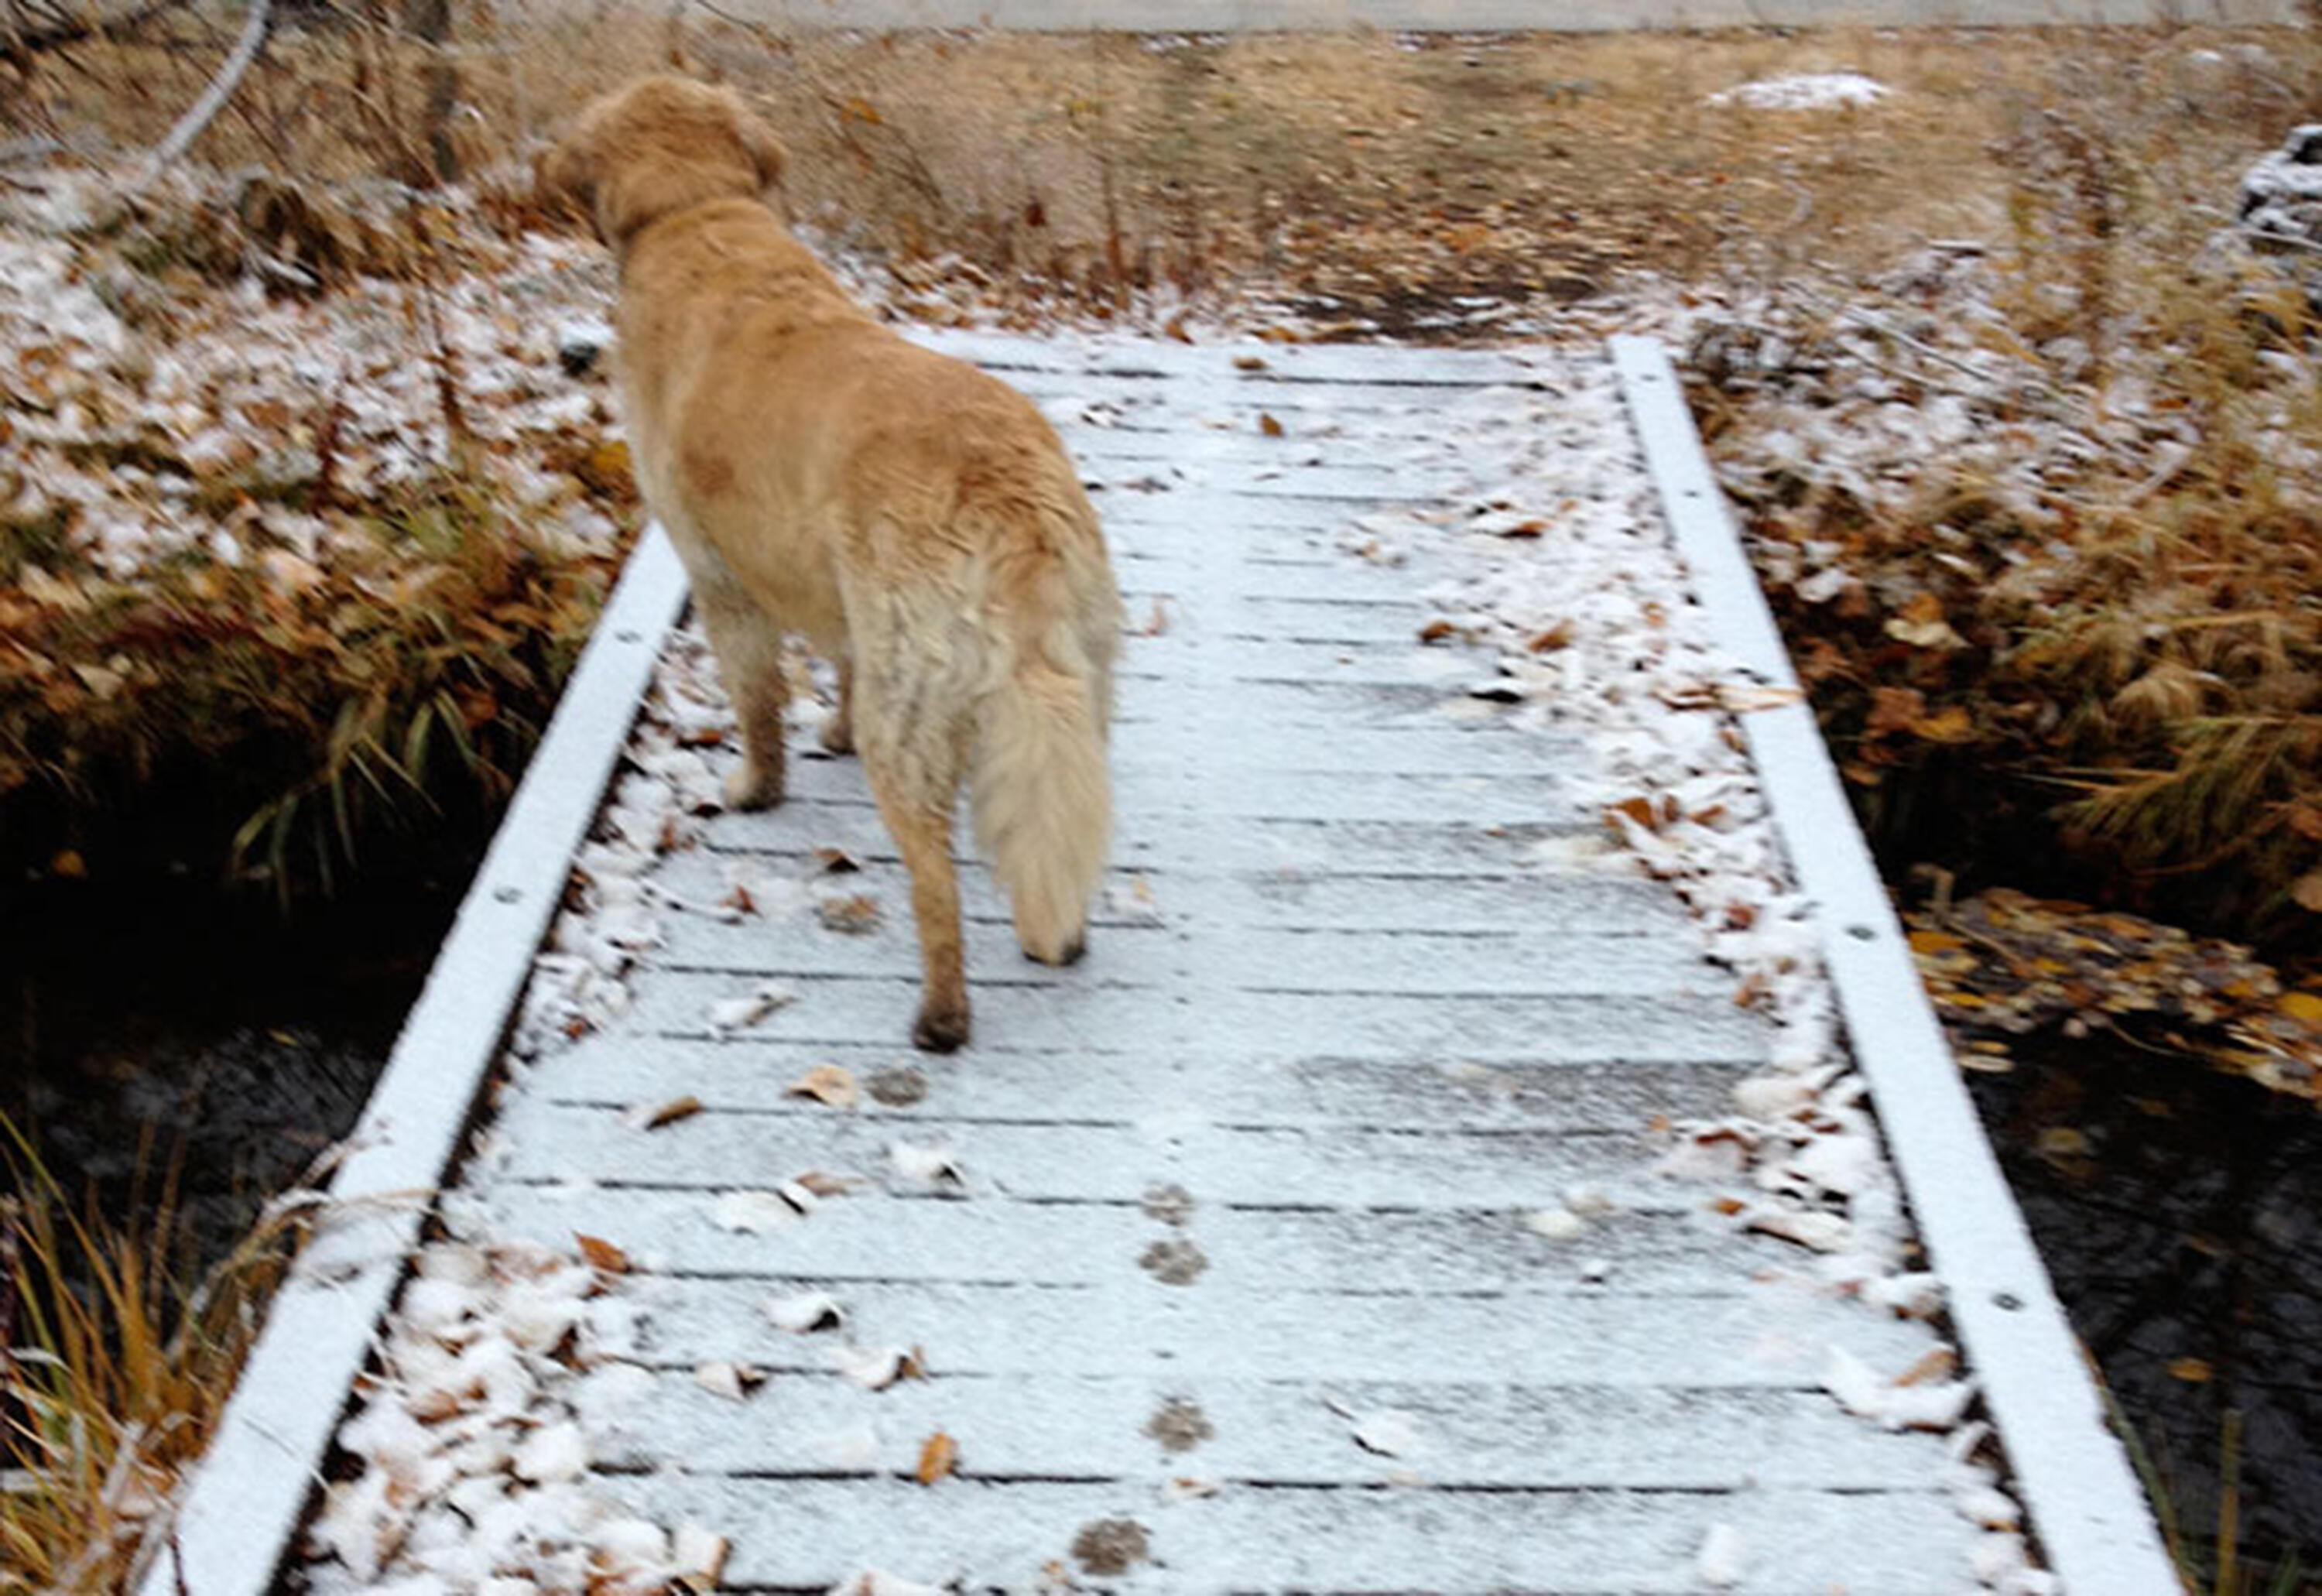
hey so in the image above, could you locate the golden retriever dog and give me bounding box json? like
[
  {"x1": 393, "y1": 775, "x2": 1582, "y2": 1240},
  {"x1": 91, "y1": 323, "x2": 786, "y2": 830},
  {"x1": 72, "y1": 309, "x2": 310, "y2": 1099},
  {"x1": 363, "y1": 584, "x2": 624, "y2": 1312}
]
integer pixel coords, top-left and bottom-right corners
[{"x1": 541, "y1": 77, "x2": 1122, "y2": 1053}]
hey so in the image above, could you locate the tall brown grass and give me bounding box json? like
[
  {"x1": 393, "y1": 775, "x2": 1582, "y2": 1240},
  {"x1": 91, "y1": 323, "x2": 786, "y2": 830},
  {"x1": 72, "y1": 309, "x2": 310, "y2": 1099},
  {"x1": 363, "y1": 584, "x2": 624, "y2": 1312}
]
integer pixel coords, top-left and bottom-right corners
[{"x1": 2, "y1": 1125, "x2": 300, "y2": 1596}]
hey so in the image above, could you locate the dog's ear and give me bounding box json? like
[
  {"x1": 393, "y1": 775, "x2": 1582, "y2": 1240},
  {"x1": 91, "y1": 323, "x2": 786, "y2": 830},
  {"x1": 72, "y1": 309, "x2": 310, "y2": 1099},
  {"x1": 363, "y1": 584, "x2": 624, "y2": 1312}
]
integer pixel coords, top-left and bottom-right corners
[
  {"x1": 533, "y1": 128, "x2": 600, "y2": 236},
  {"x1": 731, "y1": 101, "x2": 786, "y2": 191}
]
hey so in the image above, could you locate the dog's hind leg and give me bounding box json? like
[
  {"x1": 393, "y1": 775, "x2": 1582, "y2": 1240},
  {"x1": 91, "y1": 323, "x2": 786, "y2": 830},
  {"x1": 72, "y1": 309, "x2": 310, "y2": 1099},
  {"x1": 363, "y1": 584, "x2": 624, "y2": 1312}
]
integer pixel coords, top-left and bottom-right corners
[
  {"x1": 694, "y1": 577, "x2": 790, "y2": 810},
  {"x1": 863, "y1": 748, "x2": 971, "y2": 1052},
  {"x1": 820, "y1": 650, "x2": 855, "y2": 755}
]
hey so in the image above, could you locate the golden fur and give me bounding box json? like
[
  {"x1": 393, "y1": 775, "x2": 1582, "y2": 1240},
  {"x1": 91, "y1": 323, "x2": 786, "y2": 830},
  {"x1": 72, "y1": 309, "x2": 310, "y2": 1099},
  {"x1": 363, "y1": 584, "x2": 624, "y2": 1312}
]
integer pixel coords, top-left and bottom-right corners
[{"x1": 541, "y1": 76, "x2": 1122, "y2": 1053}]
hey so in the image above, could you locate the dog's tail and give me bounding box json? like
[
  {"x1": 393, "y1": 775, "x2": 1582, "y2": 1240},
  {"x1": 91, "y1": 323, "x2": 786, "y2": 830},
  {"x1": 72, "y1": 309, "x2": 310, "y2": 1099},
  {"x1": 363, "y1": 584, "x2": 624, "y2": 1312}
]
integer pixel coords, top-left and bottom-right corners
[{"x1": 969, "y1": 501, "x2": 1120, "y2": 964}]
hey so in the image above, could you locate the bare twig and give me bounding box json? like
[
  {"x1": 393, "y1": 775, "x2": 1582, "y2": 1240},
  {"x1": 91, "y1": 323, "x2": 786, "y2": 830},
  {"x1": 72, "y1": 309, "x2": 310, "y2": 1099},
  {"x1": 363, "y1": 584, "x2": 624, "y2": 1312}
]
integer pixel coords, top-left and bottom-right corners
[{"x1": 126, "y1": 0, "x2": 271, "y2": 196}]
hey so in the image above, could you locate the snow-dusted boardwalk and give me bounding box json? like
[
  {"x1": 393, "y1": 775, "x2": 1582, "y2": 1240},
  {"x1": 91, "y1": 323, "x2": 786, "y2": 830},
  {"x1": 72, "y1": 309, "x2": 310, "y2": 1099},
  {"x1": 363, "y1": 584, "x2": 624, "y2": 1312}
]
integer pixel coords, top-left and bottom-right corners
[{"x1": 165, "y1": 334, "x2": 2171, "y2": 1596}]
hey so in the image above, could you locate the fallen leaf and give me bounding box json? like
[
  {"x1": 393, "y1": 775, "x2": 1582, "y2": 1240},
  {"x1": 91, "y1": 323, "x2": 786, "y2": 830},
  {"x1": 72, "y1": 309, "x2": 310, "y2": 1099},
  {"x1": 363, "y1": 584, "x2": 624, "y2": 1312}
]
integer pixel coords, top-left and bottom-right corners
[
  {"x1": 671, "y1": 1524, "x2": 730, "y2": 1591},
  {"x1": 818, "y1": 894, "x2": 882, "y2": 933},
  {"x1": 2167, "y1": 1357, "x2": 2214, "y2": 1383},
  {"x1": 814, "y1": 847, "x2": 861, "y2": 874},
  {"x1": 789, "y1": 1064, "x2": 861, "y2": 1110},
  {"x1": 709, "y1": 981, "x2": 797, "y2": 1031},
  {"x1": 1232, "y1": 354, "x2": 1269, "y2": 371},
  {"x1": 640, "y1": 1094, "x2": 703, "y2": 1129},
  {"x1": 916, "y1": 1430, "x2": 958, "y2": 1485},
  {"x1": 795, "y1": 1170, "x2": 867, "y2": 1197},
  {"x1": 574, "y1": 1233, "x2": 630, "y2": 1273},
  {"x1": 1258, "y1": 412, "x2": 1284, "y2": 437},
  {"x1": 1716, "y1": 682, "x2": 1805, "y2": 713},
  {"x1": 1893, "y1": 1348, "x2": 1958, "y2": 1387},
  {"x1": 765, "y1": 1290, "x2": 846, "y2": 1333},
  {"x1": 831, "y1": 1343, "x2": 920, "y2": 1390},
  {"x1": 1910, "y1": 705, "x2": 1978, "y2": 743},
  {"x1": 708, "y1": 1190, "x2": 793, "y2": 1233},
  {"x1": 1606, "y1": 796, "x2": 1659, "y2": 833},
  {"x1": 889, "y1": 1139, "x2": 965, "y2": 1187},
  {"x1": 693, "y1": 1361, "x2": 762, "y2": 1400}
]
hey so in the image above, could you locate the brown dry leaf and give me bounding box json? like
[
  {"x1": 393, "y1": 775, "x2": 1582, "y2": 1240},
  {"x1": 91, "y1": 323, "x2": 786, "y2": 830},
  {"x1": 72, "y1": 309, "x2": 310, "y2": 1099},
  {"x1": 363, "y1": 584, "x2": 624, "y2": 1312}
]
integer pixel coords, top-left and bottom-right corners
[
  {"x1": 2281, "y1": 991, "x2": 2322, "y2": 1026},
  {"x1": 1417, "y1": 618, "x2": 1457, "y2": 644},
  {"x1": 1605, "y1": 796, "x2": 1659, "y2": 833},
  {"x1": 1909, "y1": 705, "x2": 1978, "y2": 743},
  {"x1": 1884, "y1": 612, "x2": 1968, "y2": 651},
  {"x1": 1715, "y1": 682, "x2": 1805, "y2": 713},
  {"x1": 814, "y1": 848, "x2": 861, "y2": 875},
  {"x1": 645, "y1": 1094, "x2": 704, "y2": 1129},
  {"x1": 789, "y1": 1064, "x2": 862, "y2": 1111},
  {"x1": 1499, "y1": 519, "x2": 1548, "y2": 538},
  {"x1": 574, "y1": 1234, "x2": 631, "y2": 1274},
  {"x1": 916, "y1": 1430, "x2": 959, "y2": 1486},
  {"x1": 1258, "y1": 412, "x2": 1285, "y2": 438},
  {"x1": 1526, "y1": 622, "x2": 1573, "y2": 652},
  {"x1": 1894, "y1": 1348, "x2": 1959, "y2": 1388},
  {"x1": 1232, "y1": 355, "x2": 1269, "y2": 372},
  {"x1": 794, "y1": 1170, "x2": 867, "y2": 1197},
  {"x1": 672, "y1": 1526, "x2": 731, "y2": 1592},
  {"x1": 818, "y1": 895, "x2": 882, "y2": 933},
  {"x1": 2291, "y1": 871, "x2": 2322, "y2": 914},
  {"x1": 1866, "y1": 685, "x2": 1928, "y2": 735},
  {"x1": 2167, "y1": 1357, "x2": 2215, "y2": 1384}
]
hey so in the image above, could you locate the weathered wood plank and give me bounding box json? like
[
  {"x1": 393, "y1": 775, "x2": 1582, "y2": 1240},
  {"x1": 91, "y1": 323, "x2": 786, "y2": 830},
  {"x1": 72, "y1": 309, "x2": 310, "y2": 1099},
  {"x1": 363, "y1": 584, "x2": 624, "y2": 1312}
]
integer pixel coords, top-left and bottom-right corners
[
  {"x1": 584, "y1": 1372, "x2": 1964, "y2": 1490},
  {"x1": 591, "y1": 1474, "x2": 1974, "y2": 1594},
  {"x1": 494, "y1": 1099, "x2": 1690, "y2": 1211},
  {"x1": 527, "y1": 1038, "x2": 1754, "y2": 1133},
  {"x1": 464, "y1": 1187, "x2": 1863, "y2": 1307}
]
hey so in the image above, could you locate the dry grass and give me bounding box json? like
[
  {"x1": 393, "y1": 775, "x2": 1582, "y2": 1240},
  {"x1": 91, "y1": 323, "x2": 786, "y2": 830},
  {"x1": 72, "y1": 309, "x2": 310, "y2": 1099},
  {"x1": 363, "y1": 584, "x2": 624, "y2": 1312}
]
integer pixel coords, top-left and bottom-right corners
[
  {"x1": 2, "y1": 1125, "x2": 302, "y2": 1596},
  {"x1": 9, "y1": 18, "x2": 2307, "y2": 317}
]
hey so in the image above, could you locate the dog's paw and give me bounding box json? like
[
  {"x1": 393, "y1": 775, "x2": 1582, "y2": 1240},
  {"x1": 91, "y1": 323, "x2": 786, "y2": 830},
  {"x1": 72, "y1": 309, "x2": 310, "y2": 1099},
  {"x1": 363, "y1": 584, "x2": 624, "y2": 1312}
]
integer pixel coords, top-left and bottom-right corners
[
  {"x1": 1022, "y1": 933, "x2": 1087, "y2": 968},
  {"x1": 721, "y1": 762, "x2": 783, "y2": 812},
  {"x1": 912, "y1": 1002, "x2": 971, "y2": 1053}
]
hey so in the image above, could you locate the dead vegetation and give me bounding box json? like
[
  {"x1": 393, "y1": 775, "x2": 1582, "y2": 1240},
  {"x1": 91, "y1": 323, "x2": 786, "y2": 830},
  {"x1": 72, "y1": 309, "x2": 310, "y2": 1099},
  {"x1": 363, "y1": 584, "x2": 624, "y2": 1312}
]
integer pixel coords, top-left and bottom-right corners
[{"x1": 6, "y1": 14, "x2": 2317, "y2": 935}]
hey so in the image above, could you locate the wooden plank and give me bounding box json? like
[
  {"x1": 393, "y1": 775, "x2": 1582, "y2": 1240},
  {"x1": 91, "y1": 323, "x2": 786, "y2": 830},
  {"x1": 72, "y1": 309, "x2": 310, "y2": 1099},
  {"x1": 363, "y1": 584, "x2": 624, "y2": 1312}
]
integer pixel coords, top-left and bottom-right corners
[
  {"x1": 464, "y1": 1186, "x2": 1877, "y2": 1307},
  {"x1": 492, "y1": 1099, "x2": 1696, "y2": 1211},
  {"x1": 543, "y1": 1265, "x2": 1946, "y2": 1389},
  {"x1": 592, "y1": 1474, "x2": 1976, "y2": 1594},
  {"x1": 614, "y1": 974, "x2": 1756, "y2": 1061},
  {"x1": 527, "y1": 1038, "x2": 1754, "y2": 1133},
  {"x1": 584, "y1": 1371, "x2": 1967, "y2": 1490}
]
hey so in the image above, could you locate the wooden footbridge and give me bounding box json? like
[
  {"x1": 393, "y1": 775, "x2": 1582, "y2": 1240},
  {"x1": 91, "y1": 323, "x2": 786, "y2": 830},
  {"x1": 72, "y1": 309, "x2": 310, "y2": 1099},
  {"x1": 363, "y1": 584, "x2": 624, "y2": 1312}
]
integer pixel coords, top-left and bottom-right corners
[{"x1": 149, "y1": 333, "x2": 2175, "y2": 1596}]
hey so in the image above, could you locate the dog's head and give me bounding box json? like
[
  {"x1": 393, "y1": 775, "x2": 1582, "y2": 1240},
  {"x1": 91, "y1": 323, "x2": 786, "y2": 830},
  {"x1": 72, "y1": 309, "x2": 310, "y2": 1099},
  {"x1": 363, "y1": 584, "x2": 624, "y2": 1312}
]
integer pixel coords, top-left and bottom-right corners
[{"x1": 537, "y1": 76, "x2": 786, "y2": 250}]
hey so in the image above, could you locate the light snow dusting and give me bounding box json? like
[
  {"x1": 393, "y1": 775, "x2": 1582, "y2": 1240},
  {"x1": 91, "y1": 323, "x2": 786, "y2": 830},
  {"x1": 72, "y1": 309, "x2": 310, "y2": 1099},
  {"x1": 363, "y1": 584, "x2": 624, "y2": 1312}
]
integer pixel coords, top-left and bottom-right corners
[
  {"x1": 1707, "y1": 72, "x2": 1892, "y2": 111},
  {"x1": 1309, "y1": 352, "x2": 2049, "y2": 1592},
  {"x1": 289, "y1": 334, "x2": 2050, "y2": 1593}
]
